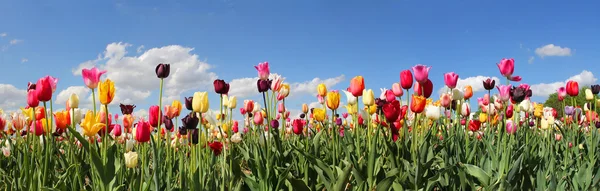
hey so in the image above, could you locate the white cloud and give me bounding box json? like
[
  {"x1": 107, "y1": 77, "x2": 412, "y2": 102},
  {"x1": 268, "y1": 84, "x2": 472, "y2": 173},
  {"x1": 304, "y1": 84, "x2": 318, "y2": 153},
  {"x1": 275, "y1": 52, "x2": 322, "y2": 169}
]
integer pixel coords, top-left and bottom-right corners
[
  {"x1": 137, "y1": 45, "x2": 145, "y2": 53},
  {"x1": 0, "y1": 33, "x2": 6, "y2": 37},
  {"x1": 528, "y1": 56, "x2": 534, "y2": 64},
  {"x1": 308, "y1": 101, "x2": 322, "y2": 109},
  {"x1": 531, "y1": 70, "x2": 597, "y2": 97},
  {"x1": 535, "y1": 44, "x2": 572, "y2": 57},
  {"x1": 134, "y1": 109, "x2": 149, "y2": 120},
  {"x1": 54, "y1": 86, "x2": 90, "y2": 106},
  {"x1": 228, "y1": 74, "x2": 345, "y2": 99},
  {"x1": 72, "y1": 42, "x2": 218, "y2": 106},
  {"x1": 9, "y1": 39, "x2": 22, "y2": 45},
  {"x1": 0, "y1": 84, "x2": 27, "y2": 111},
  {"x1": 437, "y1": 76, "x2": 501, "y2": 96},
  {"x1": 21, "y1": 58, "x2": 28, "y2": 63}
]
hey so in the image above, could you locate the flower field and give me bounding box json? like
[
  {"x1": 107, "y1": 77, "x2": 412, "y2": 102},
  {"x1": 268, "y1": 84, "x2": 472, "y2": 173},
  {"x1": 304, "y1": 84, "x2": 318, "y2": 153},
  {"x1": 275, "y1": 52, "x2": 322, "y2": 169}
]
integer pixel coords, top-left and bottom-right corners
[{"x1": 1, "y1": 59, "x2": 600, "y2": 190}]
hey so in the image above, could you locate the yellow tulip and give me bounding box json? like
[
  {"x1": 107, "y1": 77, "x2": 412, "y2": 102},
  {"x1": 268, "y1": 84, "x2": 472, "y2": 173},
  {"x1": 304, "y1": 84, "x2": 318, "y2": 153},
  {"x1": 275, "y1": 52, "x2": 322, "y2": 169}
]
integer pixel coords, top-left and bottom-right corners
[
  {"x1": 80, "y1": 111, "x2": 106, "y2": 137},
  {"x1": 317, "y1": 83, "x2": 327, "y2": 97},
  {"x1": 345, "y1": 104, "x2": 357, "y2": 115},
  {"x1": 586, "y1": 89, "x2": 594, "y2": 101},
  {"x1": 222, "y1": 122, "x2": 230, "y2": 133},
  {"x1": 98, "y1": 79, "x2": 115, "y2": 105},
  {"x1": 228, "y1": 96, "x2": 237, "y2": 109},
  {"x1": 367, "y1": 105, "x2": 377, "y2": 115},
  {"x1": 534, "y1": 103, "x2": 543, "y2": 118},
  {"x1": 540, "y1": 117, "x2": 549, "y2": 130},
  {"x1": 362, "y1": 89, "x2": 374, "y2": 106},
  {"x1": 326, "y1": 91, "x2": 341, "y2": 110},
  {"x1": 172, "y1": 100, "x2": 182, "y2": 117},
  {"x1": 479, "y1": 113, "x2": 488, "y2": 123},
  {"x1": 124, "y1": 151, "x2": 139, "y2": 168},
  {"x1": 68, "y1": 93, "x2": 79, "y2": 108},
  {"x1": 302, "y1": 103, "x2": 308, "y2": 113},
  {"x1": 21, "y1": 107, "x2": 34, "y2": 121},
  {"x1": 192, "y1": 92, "x2": 209, "y2": 113},
  {"x1": 313, "y1": 108, "x2": 326, "y2": 122}
]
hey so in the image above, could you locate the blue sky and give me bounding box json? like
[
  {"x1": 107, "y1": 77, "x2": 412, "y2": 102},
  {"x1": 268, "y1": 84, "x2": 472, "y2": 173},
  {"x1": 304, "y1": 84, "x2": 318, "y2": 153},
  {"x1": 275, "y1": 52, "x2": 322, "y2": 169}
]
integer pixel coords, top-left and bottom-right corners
[{"x1": 1, "y1": 0, "x2": 599, "y2": 119}]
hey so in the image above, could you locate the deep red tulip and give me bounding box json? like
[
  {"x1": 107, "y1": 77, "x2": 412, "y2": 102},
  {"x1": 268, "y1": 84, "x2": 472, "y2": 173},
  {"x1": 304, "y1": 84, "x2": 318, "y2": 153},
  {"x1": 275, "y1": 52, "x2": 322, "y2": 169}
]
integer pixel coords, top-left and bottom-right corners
[
  {"x1": 382, "y1": 100, "x2": 401, "y2": 123},
  {"x1": 468, "y1": 120, "x2": 481, "y2": 132},
  {"x1": 483, "y1": 78, "x2": 495, "y2": 91},
  {"x1": 120, "y1": 104, "x2": 136, "y2": 115},
  {"x1": 155, "y1": 63, "x2": 171, "y2": 79},
  {"x1": 213, "y1": 79, "x2": 230, "y2": 94},
  {"x1": 27, "y1": 88, "x2": 39, "y2": 108},
  {"x1": 566, "y1": 80, "x2": 579, "y2": 96},
  {"x1": 149, "y1": 105, "x2": 162, "y2": 128},
  {"x1": 135, "y1": 119, "x2": 152, "y2": 143},
  {"x1": 400, "y1": 70, "x2": 413, "y2": 90},
  {"x1": 207, "y1": 141, "x2": 223, "y2": 156},
  {"x1": 257, "y1": 79, "x2": 272, "y2": 93},
  {"x1": 413, "y1": 79, "x2": 433, "y2": 98}
]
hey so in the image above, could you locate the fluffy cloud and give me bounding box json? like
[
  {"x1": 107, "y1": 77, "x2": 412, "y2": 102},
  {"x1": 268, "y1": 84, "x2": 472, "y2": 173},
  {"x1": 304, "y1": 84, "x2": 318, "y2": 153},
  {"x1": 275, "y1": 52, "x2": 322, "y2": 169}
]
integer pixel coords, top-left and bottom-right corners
[
  {"x1": 438, "y1": 76, "x2": 501, "y2": 96},
  {"x1": 54, "y1": 86, "x2": 90, "y2": 105},
  {"x1": 531, "y1": 70, "x2": 597, "y2": 97},
  {"x1": 535, "y1": 44, "x2": 572, "y2": 57},
  {"x1": 228, "y1": 74, "x2": 345, "y2": 98},
  {"x1": 72, "y1": 42, "x2": 218, "y2": 106},
  {"x1": 0, "y1": 84, "x2": 27, "y2": 111}
]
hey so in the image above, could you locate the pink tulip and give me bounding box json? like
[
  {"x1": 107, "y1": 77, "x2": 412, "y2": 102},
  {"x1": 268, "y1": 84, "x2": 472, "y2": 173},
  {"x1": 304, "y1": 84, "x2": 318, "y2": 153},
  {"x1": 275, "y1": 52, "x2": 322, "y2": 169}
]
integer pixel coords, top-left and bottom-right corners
[
  {"x1": 111, "y1": 124, "x2": 122, "y2": 137},
  {"x1": 506, "y1": 104, "x2": 514, "y2": 118},
  {"x1": 411, "y1": 64, "x2": 432, "y2": 84},
  {"x1": 483, "y1": 94, "x2": 490, "y2": 105},
  {"x1": 497, "y1": 58, "x2": 521, "y2": 82},
  {"x1": 385, "y1": 89, "x2": 395, "y2": 102},
  {"x1": 391, "y1": 83, "x2": 403, "y2": 97},
  {"x1": 555, "y1": 134, "x2": 562, "y2": 141},
  {"x1": 277, "y1": 93, "x2": 285, "y2": 101},
  {"x1": 278, "y1": 102, "x2": 285, "y2": 113},
  {"x1": 506, "y1": 120, "x2": 517, "y2": 134},
  {"x1": 36, "y1": 76, "x2": 54, "y2": 102},
  {"x1": 342, "y1": 113, "x2": 348, "y2": 118},
  {"x1": 232, "y1": 121, "x2": 239, "y2": 133},
  {"x1": 48, "y1": 76, "x2": 59, "y2": 93},
  {"x1": 443, "y1": 72, "x2": 459, "y2": 89},
  {"x1": 557, "y1": 87, "x2": 567, "y2": 101},
  {"x1": 440, "y1": 93, "x2": 451, "y2": 108},
  {"x1": 82, "y1": 67, "x2": 107, "y2": 89},
  {"x1": 253, "y1": 111, "x2": 263, "y2": 125},
  {"x1": 27, "y1": 89, "x2": 39, "y2": 108},
  {"x1": 254, "y1": 62, "x2": 270, "y2": 80},
  {"x1": 317, "y1": 95, "x2": 325, "y2": 104},
  {"x1": 497, "y1": 85, "x2": 511, "y2": 102}
]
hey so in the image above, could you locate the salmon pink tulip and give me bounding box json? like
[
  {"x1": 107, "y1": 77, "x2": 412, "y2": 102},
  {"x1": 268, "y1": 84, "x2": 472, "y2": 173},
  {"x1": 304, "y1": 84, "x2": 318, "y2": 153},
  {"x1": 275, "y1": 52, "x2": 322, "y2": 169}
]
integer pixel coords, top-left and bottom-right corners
[
  {"x1": 412, "y1": 64, "x2": 431, "y2": 84},
  {"x1": 391, "y1": 83, "x2": 403, "y2": 97},
  {"x1": 444, "y1": 72, "x2": 459, "y2": 89},
  {"x1": 348, "y1": 76, "x2": 365, "y2": 97},
  {"x1": 82, "y1": 67, "x2": 107, "y2": 89},
  {"x1": 440, "y1": 93, "x2": 452, "y2": 108}
]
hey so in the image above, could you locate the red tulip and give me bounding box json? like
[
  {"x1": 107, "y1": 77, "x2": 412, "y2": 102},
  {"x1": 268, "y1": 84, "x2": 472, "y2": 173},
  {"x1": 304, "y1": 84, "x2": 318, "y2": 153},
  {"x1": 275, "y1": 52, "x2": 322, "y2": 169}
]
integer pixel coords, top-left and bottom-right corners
[
  {"x1": 382, "y1": 100, "x2": 401, "y2": 123},
  {"x1": 566, "y1": 80, "x2": 579, "y2": 96},
  {"x1": 413, "y1": 79, "x2": 433, "y2": 98},
  {"x1": 36, "y1": 76, "x2": 54, "y2": 102},
  {"x1": 468, "y1": 120, "x2": 481, "y2": 132},
  {"x1": 400, "y1": 70, "x2": 413, "y2": 90},
  {"x1": 207, "y1": 141, "x2": 223, "y2": 156},
  {"x1": 292, "y1": 119, "x2": 303, "y2": 135},
  {"x1": 111, "y1": 124, "x2": 122, "y2": 137},
  {"x1": 348, "y1": 76, "x2": 365, "y2": 97},
  {"x1": 149, "y1": 105, "x2": 162, "y2": 128},
  {"x1": 135, "y1": 119, "x2": 152, "y2": 143},
  {"x1": 27, "y1": 88, "x2": 39, "y2": 108},
  {"x1": 506, "y1": 104, "x2": 514, "y2": 119}
]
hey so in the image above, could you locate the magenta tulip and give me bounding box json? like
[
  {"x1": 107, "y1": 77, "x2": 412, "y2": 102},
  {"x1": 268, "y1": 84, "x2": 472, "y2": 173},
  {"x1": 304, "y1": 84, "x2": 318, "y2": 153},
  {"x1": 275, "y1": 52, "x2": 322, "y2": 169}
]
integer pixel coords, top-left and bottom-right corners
[
  {"x1": 497, "y1": 85, "x2": 511, "y2": 102},
  {"x1": 82, "y1": 67, "x2": 107, "y2": 89},
  {"x1": 36, "y1": 76, "x2": 54, "y2": 102},
  {"x1": 411, "y1": 64, "x2": 431, "y2": 84},
  {"x1": 255, "y1": 62, "x2": 270, "y2": 80},
  {"x1": 497, "y1": 58, "x2": 521, "y2": 82},
  {"x1": 444, "y1": 72, "x2": 459, "y2": 89}
]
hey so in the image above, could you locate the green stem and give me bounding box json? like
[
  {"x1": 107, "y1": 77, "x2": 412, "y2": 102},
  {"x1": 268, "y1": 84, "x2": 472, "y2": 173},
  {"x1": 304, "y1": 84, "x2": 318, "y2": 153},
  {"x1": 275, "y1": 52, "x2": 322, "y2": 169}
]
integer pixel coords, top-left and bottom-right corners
[
  {"x1": 158, "y1": 79, "x2": 163, "y2": 146},
  {"x1": 92, "y1": 88, "x2": 97, "y2": 116}
]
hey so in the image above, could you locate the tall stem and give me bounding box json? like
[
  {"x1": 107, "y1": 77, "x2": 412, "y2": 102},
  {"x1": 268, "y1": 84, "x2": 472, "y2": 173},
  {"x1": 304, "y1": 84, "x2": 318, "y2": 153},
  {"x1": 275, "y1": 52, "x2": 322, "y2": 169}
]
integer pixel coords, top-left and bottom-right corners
[
  {"x1": 158, "y1": 79, "x2": 164, "y2": 146},
  {"x1": 92, "y1": 88, "x2": 97, "y2": 116}
]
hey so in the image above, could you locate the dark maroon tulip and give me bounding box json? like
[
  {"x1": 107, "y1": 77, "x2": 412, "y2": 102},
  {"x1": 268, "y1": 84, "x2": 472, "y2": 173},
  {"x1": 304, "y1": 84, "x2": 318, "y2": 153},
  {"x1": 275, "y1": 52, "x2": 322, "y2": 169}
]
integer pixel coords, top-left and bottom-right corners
[
  {"x1": 510, "y1": 86, "x2": 527, "y2": 103},
  {"x1": 300, "y1": 113, "x2": 306, "y2": 119},
  {"x1": 120, "y1": 104, "x2": 136, "y2": 115},
  {"x1": 213, "y1": 79, "x2": 230, "y2": 94},
  {"x1": 185, "y1": 97, "x2": 193, "y2": 111},
  {"x1": 182, "y1": 112, "x2": 199, "y2": 130},
  {"x1": 191, "y1": 129, "x2": 199, "y2": 144},
  {"x1": 595, "y1": 121, "x2": 600, "y2": 129},
  {"x1": 27, "y1": 82, "x2": 36, "y2": 91},
  {"x1": 178, "y1": 126, "x2": 187, "y2": 135},
  {"x1": 483, "y1": 78, "x2": 495, "y2": 91},
  {"x1": 155, "y1": 63, "x2": 171, "y2": 79},
  {"x1": 336, "y1": 118, "x2": 342, "y2": 126},
  {"x1": 257, "y1": 79, "x2": 272, "y2": 93},
  {"x1": 270, "y1": 120, "x2": 279, "y2": 129},
  {"x1": 592, "y1": 85, "x2": 600, "y2": 95},
  {"x1": 163, "y1": 116, "x2": 174, "y2": 130}
]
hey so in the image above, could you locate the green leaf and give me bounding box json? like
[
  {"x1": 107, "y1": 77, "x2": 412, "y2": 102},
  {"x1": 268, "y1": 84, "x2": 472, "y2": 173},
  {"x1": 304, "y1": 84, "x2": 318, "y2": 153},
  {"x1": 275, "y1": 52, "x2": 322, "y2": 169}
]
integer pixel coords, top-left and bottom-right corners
[
  {"x1": 333, "y1": 161, "x2": 353, "y2": 191},
  {"x1": 375, "y1": 176, "x2": 395, "y2": 191},
  {"x1": 463, "y1": 164, "x2": 490, "y2": 186},
  {"x1": 287, "y1": 178, "x2": 310, "y2": 191}
]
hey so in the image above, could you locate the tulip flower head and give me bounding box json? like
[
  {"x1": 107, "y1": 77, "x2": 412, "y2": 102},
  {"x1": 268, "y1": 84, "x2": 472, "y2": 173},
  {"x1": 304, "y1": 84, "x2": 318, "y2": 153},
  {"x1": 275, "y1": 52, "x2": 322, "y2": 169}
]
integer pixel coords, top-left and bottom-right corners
[
  {"x1": 255, "y1": 62, "x2": 270, "y2": 80},
  {"x1": 483, "y1": 78, "x2": 496, "y2": 91},
  {"x1": 425, "y1": 105, "x2": 441, "y2": 120},
  {"x1": 27, "y1": 88, "x2": 39, "y2": 108},
  {"x1": 120, "y1": 104, "x2": 136, "y2": 115},
  {"x1": 400, "y1": 70, "x2": 413, "y2": 90},
  {"x1": 207, "y1": 141, "x2": 223, "y2": 156},
  {"x1": 54, "y1": 110, "x2": 70, "y2": 130},
  {"x1": 124, "y1": 151, "x2": 139, "y2": 168},
  {"x1": 410, "y1": 95, "x2": 426, "y2": 113},
  {"x1": 98, "y1": 79, "x2": 115, "y2": 105},
  {"x1": 213, "y1": 79, "x2": 230, "y2": 95},
  {"x1": 414, "y1": 79, "x2": 433, "y2": 98},
  {"x1": 192, "y1": 92, "x2": 209, "y2": 113},
  {"x1": 566, "y1": 80, "x2": 579, "y2": 97},
  {"x1": 362, "y1": 89, "x2": 375, "y2": 106},
  {"x1": 342, "y1": 90, "x2": 358, "y2": 105},
  {"x1": 155, "y1": 63, "x2": 171, "y2": 79},
  {"x1": 36, "y1": 76, "x2": 54, "y2": 102},
  {"x1": 135, "y1": 119, "x2": 152, "y2": 143},
  {"x1": 317, "y1": 83, "x2": 327, "y2": 97},
  {"x1": 80, "y1": 111, "x2": 106, "y2": 138},
  {"x1": 412, "y1": 64, "x2": 432, "y2": 84},
  {"x1": 557, "y1": 87, "x2": 567, "y2": 101},
  {"x1": 326, "y1": 91, "x2": 341, "y2": 110},
  {"x1": 506, "y1": 120, "x2": 517, "y2": 134},
  {"x1": 257, "y1": 79, "x2": 272, "y2": 93},
  {"x1": 464, "y1": 85, "x2": 473, "y2": 100},
  {"x1": 313, "y1": 108, "x2": 326, "y2": 122},
  {"x1": 348, "y1": 76, "x2": 365, "y2": 97},
  {"x1": 444, "y1": 72, "x2": 459, "y2": 89},
  {"x1": 292, "y1": 119, "x2": 303, "y2": 135},
  {"x1": 591, "y1": 85, "x2": 600, "y2": 95},
  {"x1": 68, "y1": 93, "x2": 79, "y2": 109},
  {"x1": 382, "y1": 100, "x2": 401, "y2": 122},
  {"x1": 391, "y1": 83, "x2": 404, "y2": 97},
  {"x1": 82, "y1": 67, "x2": 107, "y2": 89},
  {"x1": 585, "y1": 89, "x2": 594, "y2": 100},
  {"x1": 497, "y1": 58, "x2": 521, "y2": 82},
  {"x1": 385, "y1": 89, "x2": 395, "y2": 102},
  {"x1": 497, "y1": 85, "x2": 511, "y2": 102}
]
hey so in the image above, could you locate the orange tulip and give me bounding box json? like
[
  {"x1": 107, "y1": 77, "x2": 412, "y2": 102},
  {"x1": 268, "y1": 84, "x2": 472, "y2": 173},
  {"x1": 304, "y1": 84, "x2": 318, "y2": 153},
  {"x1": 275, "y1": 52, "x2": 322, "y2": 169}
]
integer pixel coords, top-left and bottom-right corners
[
  {"x1": 410, "y1": 95, "x2": 426, "y2": 113},
  {"x1": 585, "y1": 111, "x2": 597, "y2": 123},
  {"x1": 54, "y1": 110, "x2": 71, "y2": 130},
  {"x1": 348, "y1": 76, "x2": 365, "y2": 97},
  {"x1": 463, "y1": 85, "x2": 473, "y2": 100},
  {"x1": 123, "y1": 114, "x2": 134, "y2": 133}
]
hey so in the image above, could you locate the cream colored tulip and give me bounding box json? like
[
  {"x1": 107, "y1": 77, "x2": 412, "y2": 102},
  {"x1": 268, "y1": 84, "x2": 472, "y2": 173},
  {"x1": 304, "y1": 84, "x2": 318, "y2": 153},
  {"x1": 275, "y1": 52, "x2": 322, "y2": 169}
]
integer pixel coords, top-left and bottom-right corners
[
  {"x1": 342, "y1": 90, "x2": 357, "y2": 105},
  {"x1": 585, "y1": 89, "x2": 594, "y2": 101},
  {"x1": 231, "y1": 133, "x2": 242, "y2": 143},
  {"x1": 228, "y1": 96, "x2": 237, "y2": 109},
  {"x1": 362, "y1": 89, "x2": 375, "y2": 106},
  {"x1": 425, "y1": 105, "x2": 441, "y2": 120},
  {"x1": 124, "y1": 151, "x2": 139, "y2": 168},
  {"x1": 68, "y1": 93, "x2": 79, "y2": 108}
]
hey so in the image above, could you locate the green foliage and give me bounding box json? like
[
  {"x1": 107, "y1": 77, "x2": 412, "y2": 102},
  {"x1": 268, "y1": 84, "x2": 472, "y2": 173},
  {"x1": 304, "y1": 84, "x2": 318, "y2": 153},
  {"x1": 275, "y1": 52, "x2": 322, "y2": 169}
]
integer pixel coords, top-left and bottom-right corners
[{"x1": 544, "y1": 88, "x2": 589, "y2": 118}]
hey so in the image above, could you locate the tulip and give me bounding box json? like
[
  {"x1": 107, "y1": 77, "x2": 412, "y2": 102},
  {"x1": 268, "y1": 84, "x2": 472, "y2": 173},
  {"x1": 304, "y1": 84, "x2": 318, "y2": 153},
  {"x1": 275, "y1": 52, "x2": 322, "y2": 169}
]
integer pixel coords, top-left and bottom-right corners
[
  {"x1": 461, "y1": 103, "x2": 470, "y2": 117},
  {"x1": 506, "y1": 120, "x2": 516, "y2": 134},
  {"x1": 155, "y1": 63, "x2": 171, "y2": 79},
  {"x1": 468, "y1": 120, "x2": 481, "y2": 132},
  {"x1": 253, "y1": 111, "x2": 263, "y2": 125},
  {"x1": 382, "y1": 100, "x2": 401, "y2": 122},
  {"x1": 213, "y1": 79, "x2": 230, "y2": 94},
  {"x1": 585, "y1": 88, "x2": 594, "y2": 100},
  {"x1": 391, "y1": 83, "x2": 403, "y2": 97},
  {"x1": 192, "y1": 92, "x2": 209, "y2": 113},
  {"x1": 566, "y1": 80, "x2": 579, "y2": 96},
  {"x1": 2, "y1": 147, "x2": 9, "y2": 157},
  {"x1": 497, "y1": 58, "x2": 522, "y2": 81},
  {"x1": 342, "y1": 90, "x2": 358, "y2": 105},
  {"x1": 414, "y1": 79, "x2": 433, "y2": 98},
  {"x1": 451, "y1": 89, "x2": 464, "y2": 101},
  {"x1": 497, "y1": 85, "x2": 511, "y2": 102},
  {"x1": 557, "y1": 87, "x2": 567, "y2": 101},
  {"x1": 345, "y1": 104, "x2": 357, "y2": 115},
  {"x1": 207, "y1": 141, "x2": 223, "y2": 156},
  {"x1": 506, "y1": 104, "x2": 514, "y2": 118},
  {"x1": 367, "y1": 105, "x2": 377, "y2": 115},
  {"x1": 317, "y1": 83, "x2": 327, "y2": 97},
  {"x1": 112, "y1": 124, "x2": 122, "y2": 137},
  {"x1": 184, "y1": 97, "x2": 194, "y2": 111},
  {"x1": 148, "y1": 105, "x2": 162, "y2": 127},
  {"x1": 231, "y1": 133, "x2": 242, "y2": 143},
  {"x1": 118, "y1": 104, "x2": 135, "y2": 115},
  {"x1": 270, "y1": 120, "x2": 279, "y2": 129},
  {"x1": 313, "y1": 108, "x2": 326, "y2": 122},
  {"x1": 67, "y1": 93, "x2": 79, "y2": 109},
  {"x1": 518, "y1": 100, "x2": 531, "y2": 113},
  {"x1": 412, "y1": 64, "x2": 431, "y2": 84},
  {"x1": 279, "y1": 84, "x2": 290, "y2": 98},
  {"x1": 326, "y1": 91, "x2": 341, "y2": 110},
  {"x1": 122, "y1": 114, "x2": 133, "y2": 133},
  {"x1": 54, "y1": 110, "x2": 70, "y2": 130},
  {"x1": 33, "y1": 120, "x2": 47, "y2": 136},
  {"x1": 346, "y1": 76, "x2": 365, "y2": 97},
  {"x1": 82, "y1": 67, "x2": 107, "y2": 89},
  {"x1": 292, "y1": 119, "x2": 303, "y2": 135},
  {"x1": 227, "y1": 96, "x2": 237, "y2": 109},
  {"x1": 362, "y1": 89, "x2": 375, "y2": 106},
  {"x1": 257, "y1": 79, "x2": 272, "y2": 93},
  {"x1": 301, "y1": 103, "x2": 309, "y2": 114},
  {"x1": 80, "y1": 111, "x2": 106, "y2": 138},
  {"x1": 479, "y1": 113, "x2": 488, "y2": 123},
  {"x1": 555, "y1": 134, "x2": 563, "y2": 141},
  {"x1": 534, "y1": 104, "x2": 543, "y2": 118},
  {"x1": 444, "y1": 72, "x2": 459, "y2": 89},
  {"x1": 317, "y1": 95, "x2": 325, "y2": 104},
  {"x1": 440, "y1": 93, "x2": 452, "y2": 108},
  {"x1": 253, "y1": 104, "x2": 261, "y2": 113},
  {"x1": 124, "y1": 151, "x2": 139, "y2": 168},
  {"x1": 171, "y1": 100, "x2": 182, "y2": 117},
  {"x1": 399, "y1": 70, "x2": 414, "y2": 90},
  {"x1": 464, "y1": 85, "x2": 473, "y2": 100},
  {"x1": 564, "y1": 106, "x2": 575, "y2": 116},
  {"x1": 182, "y1": 113, "x2": 199, "y2": 129},
  {"x1": 27, "y1": 89, "x2": 39, "y2": 108},
  {"x1": 379, "y1": 88, "x2": 388, "y2": 100},
  {"x1": 36, "y1": 76, "x2": 54, "y2": 102},
  {"x1": 135, "y1": 119, "x2": 152, "y2": 143},
  {"x1": 243, "y1": 100, "x2": 255, "y2": 115},
  {"x1": 483, "y1": 78, "x2": 495, "y2": 90},
  {"x1": 383, "y1": 89, "x2": 395, "y2": 102},
  {"x1": 410, "y1": 95, "x2": 426, "y2": 113},
  {"x1": 425, "y1": 105, "x2": 441, "y2": 120},
  {"x1": 591, "y1": 85, "x2": 600, "y2": 95},
  {"x1": 254, "y1": 62, "x2": 270, "y2": 80},
  {"x1": 98, "y1": 79, "x2": 115, "y2": 105}
]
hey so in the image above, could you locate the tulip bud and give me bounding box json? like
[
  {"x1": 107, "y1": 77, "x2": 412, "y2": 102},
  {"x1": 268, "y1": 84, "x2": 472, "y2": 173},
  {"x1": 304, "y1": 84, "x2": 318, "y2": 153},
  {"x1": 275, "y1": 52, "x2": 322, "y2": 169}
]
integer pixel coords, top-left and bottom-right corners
[
  {"x1": 68, "y1": 93, "x2": 79, "y2": 109},
  {"x1": 228, "y1": 96, "x2": 237, "y2": 109},
  {"x1": 585, "y1": 89, "x2": 594, "y2": 101},
  {"x1": 391, "y1": 83, "x2": 403, "y2": 97},
  {"x1": 155, "y1": 63, "x2": 171, "y2": 79},
  {"x1": 231, "y1": 133, "x2": 242, "y2": 143},
  {"x1": 270, "y1": 120, "x2": 279, "y2": 129},
  {"x1": 362, "y1": 89, "x2": 375, "y2": 106},
  {"x1": 213, "y1": 79, "x2": 230, "y2": 95},
  {"x1": 317, "y1": 83, "x2": 327, "y2": 97}
]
